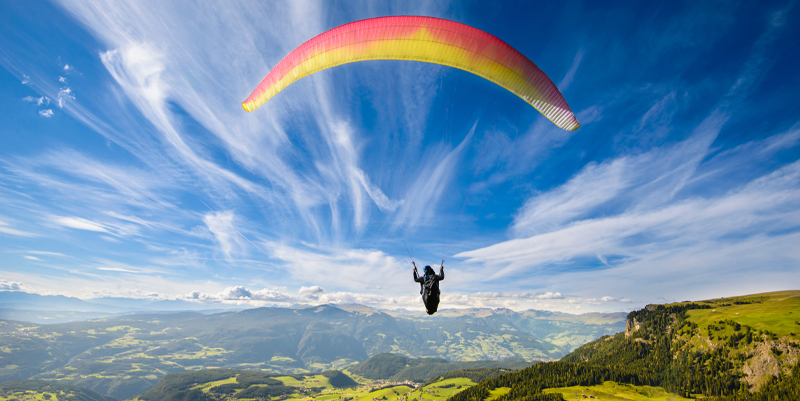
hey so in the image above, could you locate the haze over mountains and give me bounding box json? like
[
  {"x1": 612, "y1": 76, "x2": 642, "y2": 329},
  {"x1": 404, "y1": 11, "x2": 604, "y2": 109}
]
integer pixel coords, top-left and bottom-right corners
[
  {"x1": 0, "y1": 291, "x2": 249, "y2": 317},
  {"x1": 0, "y1": 291, "x2": 625, "y2": 399}
]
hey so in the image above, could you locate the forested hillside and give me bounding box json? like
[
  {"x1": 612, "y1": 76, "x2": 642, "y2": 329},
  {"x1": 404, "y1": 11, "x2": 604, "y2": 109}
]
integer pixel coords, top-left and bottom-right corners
[
  {"x1": 447, "y1": 291, "x2": 800, "y2": 401},
  {"x1": 347, "y1": 353, "x2": 531, "y2": 382},
  {"x1": 134, "y1": 369, "x2": 355, "y2": 401}
]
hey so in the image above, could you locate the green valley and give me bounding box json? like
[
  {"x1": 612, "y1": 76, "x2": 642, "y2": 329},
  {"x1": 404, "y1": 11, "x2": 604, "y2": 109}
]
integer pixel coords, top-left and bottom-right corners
[{"x1": 0, "y1": 303, "x2": 623, "y2": 400}]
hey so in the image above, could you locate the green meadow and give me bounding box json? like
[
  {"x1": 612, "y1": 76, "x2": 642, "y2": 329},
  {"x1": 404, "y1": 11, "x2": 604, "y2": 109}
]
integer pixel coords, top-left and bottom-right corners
[
  {"x1": 0, "y1": 391, "x2": 57, "y2": 401},
  {"x1": 271, "y1": 377, "x2": 474, "y2": 401},
  {"x1": 543, "y1": 381, "x2": 692, "y2": 401},
  {"x1": 685, "y1": 290, "x2": 800, "y2": 338}
]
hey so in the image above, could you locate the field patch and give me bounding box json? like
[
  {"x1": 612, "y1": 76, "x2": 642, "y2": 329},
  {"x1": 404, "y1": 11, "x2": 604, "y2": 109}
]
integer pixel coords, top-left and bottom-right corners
[
  {"x1": 543, "y1": 381, "x2": 691, "y2": 400},
  {"x1": 485, "y1": 387, "x2": 509, "y2": 401}
]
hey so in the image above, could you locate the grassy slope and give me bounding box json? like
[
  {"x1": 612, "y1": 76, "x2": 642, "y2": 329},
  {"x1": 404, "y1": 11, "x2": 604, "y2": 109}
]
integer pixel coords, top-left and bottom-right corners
[
  {"x1": 543, "y1": 381, "x2": 691, "y2": 401},
  {"x1": 283, "y1": 377, "x2": 474, "y2": 401},
  {"x1": 134, "y1": 369, "x2": 475, "y2": 401},
  {"x1": 685, "y1": 291, "x2": 799, "y2": 338},
  {"x1": 668, "y1": 291, "x2": 800, "y2": 387},
  {"x1": 566, "y1": 291, "x2": 800, "y2": 375},
  {"x1": 447, "y1": 291, "x2": 800, "y2": 401},
  {"x1": 191, "y1": 376, "x2": 237, "y2": 392}
]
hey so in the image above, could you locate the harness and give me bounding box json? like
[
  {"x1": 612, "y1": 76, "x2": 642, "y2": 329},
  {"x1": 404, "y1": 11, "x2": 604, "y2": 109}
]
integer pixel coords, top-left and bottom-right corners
[{"x1": 422, "y1": 273, "x2": 439, "y2": 299}]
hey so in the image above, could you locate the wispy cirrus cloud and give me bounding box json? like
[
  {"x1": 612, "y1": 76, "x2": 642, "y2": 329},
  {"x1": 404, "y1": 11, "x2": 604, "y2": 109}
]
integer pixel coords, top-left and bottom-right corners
[
  {"x1": 97, "y1": 266, "x2": 144, "y2": 273},
  {"x1": 266, "y1": 241, "x2": 406, "y2": 291},
  {"x1": 0, "y1": 219, "x2": 37, "y2": 237},
  {"x1": 457, "y1": 5, "x2": 799, "y2": 303},
  {"x1": 459, "y1": 154, "x2": 800, "y2": 295},
  {"x1": 50, "y1": 215, "x2": 108, "y2": 232},
  {"x1": 27, "y1": 251, "x2": 68, "y2": 257},
  {"x1": 203, "y1": 211, "x2": 247, "y2": 260}
]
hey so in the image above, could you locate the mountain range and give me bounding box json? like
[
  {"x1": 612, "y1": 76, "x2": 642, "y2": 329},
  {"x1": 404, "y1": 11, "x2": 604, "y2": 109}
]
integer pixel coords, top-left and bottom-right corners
[{"x1": 0, "y1": 291, "x2": 625, "y2": 399}]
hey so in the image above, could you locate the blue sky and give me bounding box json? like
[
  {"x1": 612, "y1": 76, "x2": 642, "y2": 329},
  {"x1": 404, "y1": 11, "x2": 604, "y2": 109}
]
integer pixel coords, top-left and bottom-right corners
[{"x1": 1, "y1": 0, "x2": 798, "y2": 313}]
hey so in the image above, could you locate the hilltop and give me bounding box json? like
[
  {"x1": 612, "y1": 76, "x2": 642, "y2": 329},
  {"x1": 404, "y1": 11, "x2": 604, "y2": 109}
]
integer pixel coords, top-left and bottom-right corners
[
  {"x1": 447, "y1": 290, "x2": 800, "y2": 401},
  {"x1": 564, "y1": 290, "x2": 799, "y2": 392}
]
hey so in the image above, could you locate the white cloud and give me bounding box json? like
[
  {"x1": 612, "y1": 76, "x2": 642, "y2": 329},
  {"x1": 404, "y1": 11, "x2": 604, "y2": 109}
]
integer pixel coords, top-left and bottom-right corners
[
  {"x1": 23, "y1": 255, "x2": 43, "y2": 261},
  {"x1": 185, "y1": 286, "x2": 295, "y2": 303},
  {"x1": 536, "y1": 292, "x2": 564, "y2": 299},
  {"x1": 56, "y1": 87, "x2": 74, "y2": 108},
  {"x1": 396, "y1": 122, "x2": 476, "y2": 232},
  {"x1": 557, "y1": 50, "x2": 583, "y2": 92},
  {"x1": 513, "y1": 159, "x2": 629, "y2": 236},
  {"x1": 59, "y1": 76, "x2": 67, "y2": 83},
  {"x1": 513, "y1": 111, "x2": 723, "y2": 238},
  {"x1": 182, "y1": 284, "x2": 405, "y2": 309},
  {"x1": 23, "y1": 96, "x2": 50, "y2": 106},
  {"x1": 97, "y1": 267, "x2": 144, "y2": 273},
  {"x1": 23, "y1": 149, "x2": 176, "y2": 212},
  {"x1": 203, "y1": 211, "x2": 246, "y2": 259},
  {"x1": 457, "y1": 159, "x2": 800, "y2": 304},
  {"x1": 0, "y1": 280, "x2": 23, "y2": 291},
  {"x1": 97, "y1": 44, "x2": 268, "y2": 199},
  {"x1": 51, "y1": 216, "x2": 108, "y2": 232},
  {"x1": 21, "y1": 74, "x2": 30, "y2": 84},
  {"x1": 39, "y1": 109, "x2": 54, "y2": 117},
  {"x1": 299, "y1": 286, "x2": 325, "y2": 296},
  {"x1": 267, "y1": 242, "x2": 406, "y2": 292},
  {"x1": 221, "y1": 286, "x2": 252, "y2": 299},
  {"x1": 27, "y1": 251, "x2": 67, "y2": 257}
]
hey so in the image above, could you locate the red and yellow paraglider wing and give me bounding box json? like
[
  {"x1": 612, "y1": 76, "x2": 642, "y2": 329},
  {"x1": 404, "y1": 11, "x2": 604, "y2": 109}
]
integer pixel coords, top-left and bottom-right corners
[{"x1": 243, "y1": 16, "x2": 579, "y2": 131}]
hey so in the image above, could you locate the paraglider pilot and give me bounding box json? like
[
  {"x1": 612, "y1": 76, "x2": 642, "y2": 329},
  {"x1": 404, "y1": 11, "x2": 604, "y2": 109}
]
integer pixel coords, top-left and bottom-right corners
[{"x1": 413, "y1": 262, "x2": 444, "y2": 315}]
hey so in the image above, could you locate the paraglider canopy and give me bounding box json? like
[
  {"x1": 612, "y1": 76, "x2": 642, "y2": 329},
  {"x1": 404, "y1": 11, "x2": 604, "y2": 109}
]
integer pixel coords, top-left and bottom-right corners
[{"x1": 243, "y1": 16, "x2": 580, "y2": 131}]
